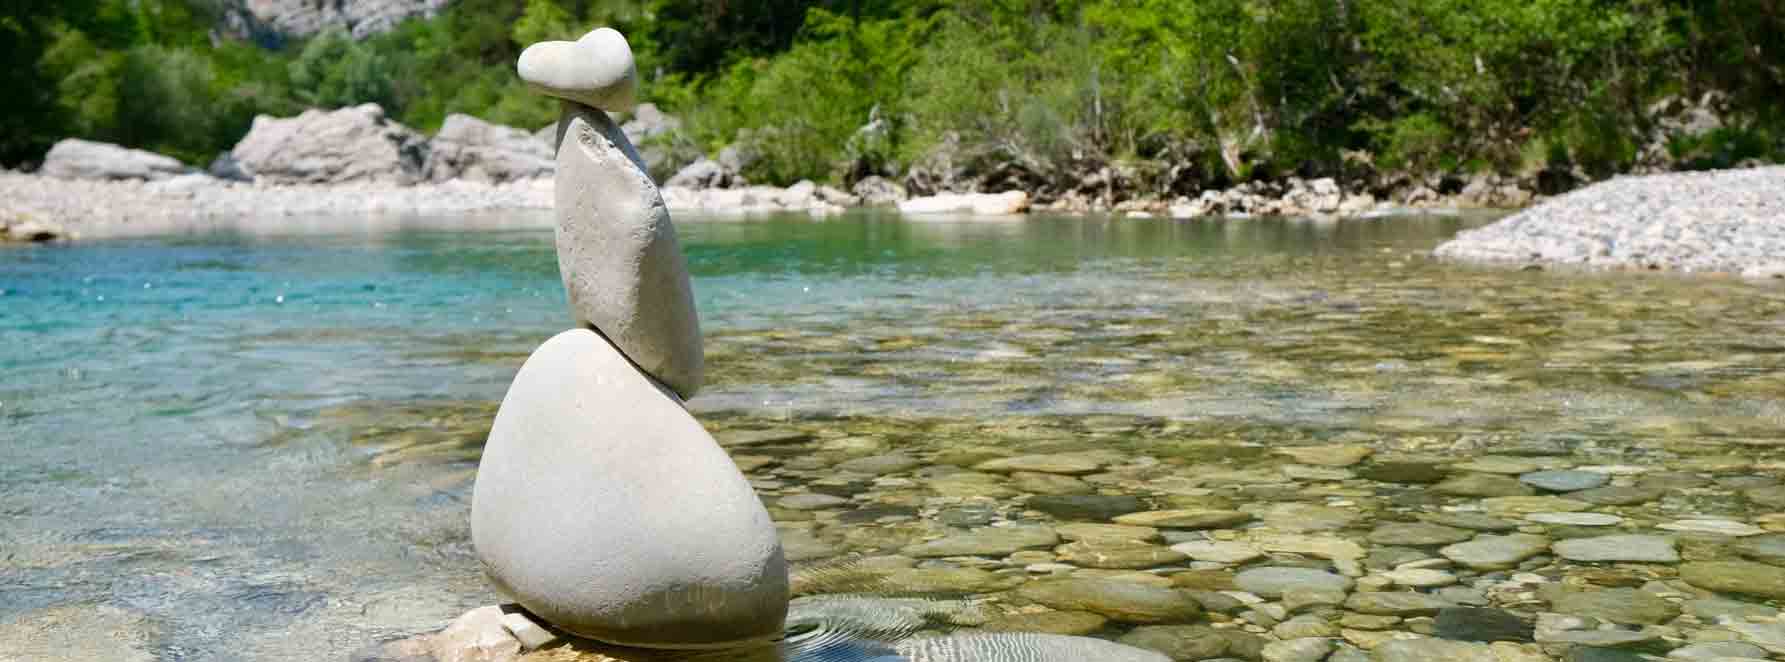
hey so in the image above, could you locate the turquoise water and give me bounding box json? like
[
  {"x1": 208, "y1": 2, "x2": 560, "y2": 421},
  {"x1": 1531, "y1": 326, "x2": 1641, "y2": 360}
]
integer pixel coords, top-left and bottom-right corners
[{"x1": 4, "y1": 211, "x2": 1785, "y2": 660}]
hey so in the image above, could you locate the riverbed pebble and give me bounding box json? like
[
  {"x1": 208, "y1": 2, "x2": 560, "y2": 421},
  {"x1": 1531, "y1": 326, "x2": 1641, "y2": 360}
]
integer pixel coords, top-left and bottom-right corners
[
  {"x1": 394, "y1": 385, "x2": 1785, "y2": 661},
  {"x1": 1552, "y1": 535, "x2": 1679, "y2": 563},
  {"x1": 1521, "y1": 470, "x2": 1611, "y2": 492}
]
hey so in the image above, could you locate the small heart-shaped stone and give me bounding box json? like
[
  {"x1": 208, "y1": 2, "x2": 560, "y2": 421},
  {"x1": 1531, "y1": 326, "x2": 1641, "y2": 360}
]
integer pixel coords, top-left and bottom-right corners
[{"x1": 518, "y1": 27, "x2": 637, "y2": 112}]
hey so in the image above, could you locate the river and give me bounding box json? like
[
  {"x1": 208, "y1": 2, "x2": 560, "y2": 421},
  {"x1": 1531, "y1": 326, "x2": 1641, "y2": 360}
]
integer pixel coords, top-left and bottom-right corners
[{"x1": 4, "y1": 211, "x2": 1784, "y2": 661}]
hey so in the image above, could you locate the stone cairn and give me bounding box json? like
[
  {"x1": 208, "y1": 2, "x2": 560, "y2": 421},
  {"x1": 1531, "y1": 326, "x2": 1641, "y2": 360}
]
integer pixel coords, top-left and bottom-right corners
[
  {"x1": 369, "y1": 27, "x2": 1171, "y2": 662},
  {"x1": 469, "y1": 25, "x2": 789, "y2": 650}
]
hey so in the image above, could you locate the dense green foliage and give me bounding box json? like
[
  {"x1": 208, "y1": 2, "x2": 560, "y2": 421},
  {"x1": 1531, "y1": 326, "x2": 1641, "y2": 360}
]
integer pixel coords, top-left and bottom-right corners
[{"x1": 6, "y1": 0, "x2": 1784, "y2": 191}]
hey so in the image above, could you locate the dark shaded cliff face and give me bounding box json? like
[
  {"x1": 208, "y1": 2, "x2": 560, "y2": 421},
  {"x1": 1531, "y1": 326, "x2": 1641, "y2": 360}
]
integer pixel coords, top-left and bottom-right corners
[{"x1": 218, "y1": 0, "x2": 453, "y2": 48}]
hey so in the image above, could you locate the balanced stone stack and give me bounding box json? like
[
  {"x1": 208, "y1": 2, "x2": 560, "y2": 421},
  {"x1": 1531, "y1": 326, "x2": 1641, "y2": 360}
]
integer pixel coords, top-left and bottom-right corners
[
  {"x1": 469, "y1": 27, "x2": 787, "y2": 649},
  {"x1": 459, "y1": 27, "x2": 1171, "y2": 662}
]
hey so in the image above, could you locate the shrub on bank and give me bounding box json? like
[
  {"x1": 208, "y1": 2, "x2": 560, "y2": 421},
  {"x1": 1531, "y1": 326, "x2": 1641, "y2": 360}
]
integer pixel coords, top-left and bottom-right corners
[{"x1": 5, "y1": 0, "x2": 1783, "y2": 198}]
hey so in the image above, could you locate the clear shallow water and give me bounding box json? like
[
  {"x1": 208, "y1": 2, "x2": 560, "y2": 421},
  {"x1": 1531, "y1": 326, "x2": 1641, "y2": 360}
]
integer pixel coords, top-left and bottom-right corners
[{"x1": 3, "y1": 211, "x2": 1785, "y2": 661}]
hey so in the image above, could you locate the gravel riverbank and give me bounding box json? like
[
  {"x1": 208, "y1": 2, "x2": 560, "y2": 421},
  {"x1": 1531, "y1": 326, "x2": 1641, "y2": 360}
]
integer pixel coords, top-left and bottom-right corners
[{"x1": 1435, "y1": 167, "x2": 1785, "y2": 277}]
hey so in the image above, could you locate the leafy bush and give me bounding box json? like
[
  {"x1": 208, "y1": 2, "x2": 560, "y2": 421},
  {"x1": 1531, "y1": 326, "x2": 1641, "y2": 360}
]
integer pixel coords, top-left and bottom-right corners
[
  {"x1": 289, "y1": 28, "x2": 396, "y2": 110},
  {"x1": 4, "y1": 0, "x2": 1783, "y2": 190},
  {"x1": 1366, "y1": 113, "x2": 1455, "y2": 174},
  {"x1": 676, "y1": 7, "x2": 929, "y2": 183}
]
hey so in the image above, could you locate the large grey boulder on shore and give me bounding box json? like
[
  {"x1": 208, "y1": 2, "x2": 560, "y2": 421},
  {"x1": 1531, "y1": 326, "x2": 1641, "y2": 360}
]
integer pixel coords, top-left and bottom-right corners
[
  {"x1": 41, "y1": 139, "x2": 191, "y2": 182},
  {"x1": 853, "y1": 176, "x2": 908, "y2": 206},
  {"x1": 470, "y1": 329, "x2": 788, "y2": 648},
  {"x1": 423, "y1": 114, "x2": 554, "y2": 183},
  {"x1": 229, "y1": 103, "x2": 427, "y2": 186},
  {"x1": 665, "y1": 157, "x2": 740, "y2": 189}
]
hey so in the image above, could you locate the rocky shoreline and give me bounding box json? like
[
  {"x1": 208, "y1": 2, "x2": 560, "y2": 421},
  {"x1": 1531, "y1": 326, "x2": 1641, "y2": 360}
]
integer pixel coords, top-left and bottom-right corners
[
  {"x1": 1435, "y1": 167, "x2": 1785, "y2": 277},
  {"x1": 0, "y1": 170, "x2": 1504, "y2": 243},
  {"x1": 2, "y1": 99, "x2": 1541, "y2": 243}
]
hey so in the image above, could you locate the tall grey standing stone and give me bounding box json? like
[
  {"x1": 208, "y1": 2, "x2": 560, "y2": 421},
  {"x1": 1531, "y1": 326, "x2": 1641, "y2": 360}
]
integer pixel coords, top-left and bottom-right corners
[
  {"x1": 471, "y1": 329, "x2": 788, "y2": 647},
  {"x1": 548, "y1": 103, "x2": 703, "y2": 398},
  {"x1": 522, "y1": 27, "x2": 703, "y2": 398}
]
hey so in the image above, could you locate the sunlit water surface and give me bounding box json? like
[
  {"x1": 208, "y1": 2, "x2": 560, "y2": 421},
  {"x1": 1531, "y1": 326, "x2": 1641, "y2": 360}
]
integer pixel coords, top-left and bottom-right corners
[{"x1": 3, "y1": 211, "x2": 1784, "y2": 660}]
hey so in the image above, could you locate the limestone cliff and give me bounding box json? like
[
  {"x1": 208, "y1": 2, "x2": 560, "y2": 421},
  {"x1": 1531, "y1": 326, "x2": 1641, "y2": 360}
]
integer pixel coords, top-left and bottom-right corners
[{"x1": 219, "y1": 0, "x2": 452, "y2": 47}]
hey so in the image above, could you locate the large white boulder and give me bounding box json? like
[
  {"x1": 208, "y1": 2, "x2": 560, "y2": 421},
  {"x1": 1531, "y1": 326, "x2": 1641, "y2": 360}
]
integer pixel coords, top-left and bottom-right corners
[
  {"x1": 424, "y1": 114, "x2": 554, "y2": 183},
  {"x1": 40, "y1": 139, "x2": 191, "y2": 181},
  {"x1": 518, "y1": 27, "x2": 637, "y2": 113},
  {"x1": 229, "y1": 103, "x2": 427, "y2": 185},
  {"x1": 471, "y1": 329, "x2": 788, "y2": 648},
  {"x1": 551, "y1": 102, "x2": 703, "y2": 398}
]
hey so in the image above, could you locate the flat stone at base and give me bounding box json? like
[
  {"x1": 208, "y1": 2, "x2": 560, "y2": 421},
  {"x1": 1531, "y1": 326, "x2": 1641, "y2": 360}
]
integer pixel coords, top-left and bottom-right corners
[
  {"x1": 498, "y1": 610, "x2": 558, "y2": 650},
  {"x1": 432, "y1": 606, "x2": 521, "y2": 662},
  {"x1": 471, "y1": 330, "x2": 786, "y2": 647}
]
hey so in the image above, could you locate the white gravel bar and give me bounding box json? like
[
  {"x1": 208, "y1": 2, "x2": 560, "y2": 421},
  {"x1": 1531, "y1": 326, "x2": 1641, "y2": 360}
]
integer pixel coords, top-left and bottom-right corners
[
  {"x1": 0, "y1": 172, "x2": 555, "y2": 238},
  {"x1": 1435, "y1": 166, "x2": 1785, "y2": 277}
]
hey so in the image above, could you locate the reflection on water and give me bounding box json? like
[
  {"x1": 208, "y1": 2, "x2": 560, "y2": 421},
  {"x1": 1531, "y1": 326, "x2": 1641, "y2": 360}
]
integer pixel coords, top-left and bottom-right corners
[{"x1": 3, "y1": 211, "x2": 1784, "y2": 661}]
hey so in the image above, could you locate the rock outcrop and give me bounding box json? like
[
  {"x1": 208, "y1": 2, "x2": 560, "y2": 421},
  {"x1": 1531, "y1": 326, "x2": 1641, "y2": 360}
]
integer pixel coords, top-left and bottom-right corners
[
  {"x1": 619, "y1": 103, "x2": 680, "y2": 145},
  {"x1": 665, "y1": 158, "x2": 743, "y2": 190},
  {"x1": 424, "y1": 114, "x2": 554, "y2": 183},
  {"x1": 229, "y1": 104, "x2": 428, "y2": 185},
  {"x1": 852, "y1": 175, "x2": 908, "y2": 206},
  {"x1": 618, "y1": 103, "x2": 686, "y2": 180},
  {"x1": 218, "y1": 0, "x2": 450, "y2": 46},
  {"x1": 40, "y1": 139, "x2": 191, "y2": 182}
]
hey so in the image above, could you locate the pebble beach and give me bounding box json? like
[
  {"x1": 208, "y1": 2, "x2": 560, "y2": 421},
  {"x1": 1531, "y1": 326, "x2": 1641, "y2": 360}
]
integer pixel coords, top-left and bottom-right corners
[{"x1": 1436, "y1": 167, "x2": 1785, "y2": 277}]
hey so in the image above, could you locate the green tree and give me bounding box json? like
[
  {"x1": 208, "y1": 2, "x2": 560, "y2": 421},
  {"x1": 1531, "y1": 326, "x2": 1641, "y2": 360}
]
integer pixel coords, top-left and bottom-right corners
[{"x1": 289, "y1": 28, "x2": 396, "y2": 109}]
